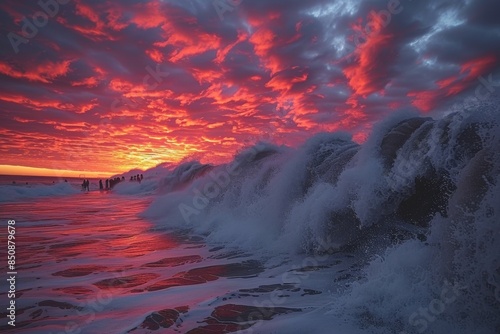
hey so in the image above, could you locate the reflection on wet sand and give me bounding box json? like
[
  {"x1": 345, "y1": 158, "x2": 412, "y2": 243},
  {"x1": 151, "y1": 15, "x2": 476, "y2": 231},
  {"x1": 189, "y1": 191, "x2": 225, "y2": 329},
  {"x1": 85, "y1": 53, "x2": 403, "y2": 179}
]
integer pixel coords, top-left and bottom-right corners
[{"x1": 1, "y1": 192, "x2": 306, "y2": 333}]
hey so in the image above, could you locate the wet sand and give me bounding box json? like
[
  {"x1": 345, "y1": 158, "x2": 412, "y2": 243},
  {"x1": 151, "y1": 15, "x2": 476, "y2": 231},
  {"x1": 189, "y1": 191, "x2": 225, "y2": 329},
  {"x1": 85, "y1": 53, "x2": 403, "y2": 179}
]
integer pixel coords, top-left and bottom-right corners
[{"x1": 0, "y1": 192, "x2": 350, "y2": 333}]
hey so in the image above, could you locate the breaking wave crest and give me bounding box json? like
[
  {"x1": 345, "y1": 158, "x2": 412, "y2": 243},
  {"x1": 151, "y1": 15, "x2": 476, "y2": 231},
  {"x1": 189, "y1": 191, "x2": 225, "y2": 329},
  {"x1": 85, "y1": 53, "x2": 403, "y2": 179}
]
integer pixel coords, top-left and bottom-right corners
[{"x1": 138, "y1": 107, "x2": 499, "y2": 333}]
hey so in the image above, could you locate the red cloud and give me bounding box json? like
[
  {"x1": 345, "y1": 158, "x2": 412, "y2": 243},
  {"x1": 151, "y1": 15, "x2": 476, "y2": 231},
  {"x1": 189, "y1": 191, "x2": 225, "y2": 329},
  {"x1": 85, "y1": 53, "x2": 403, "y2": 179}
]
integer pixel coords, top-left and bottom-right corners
[
  {"x1": 408, "y1": 55, "x2": 497, "y2": 112},
  {"x1": 71, "y1": 77, "x2": 99, "y2": 88},
  {"x1": 131, "y1": 1, "x2": 165, "y2": 29},
  {"x1": 249, "y1": 28, "x2": 282, "y2": 74},
  {"x1": 0, "y1": 60, "x2": 72, "y2": 83},
  {"x1": 344, "y1": 11, "x2": 395, "y2": 97},
  {"x1": 148, "y1": 5, "x2": 222, "y2": 62},
  {"x1": 58, "y1": 0, "x2": 125, "y2": 41}
]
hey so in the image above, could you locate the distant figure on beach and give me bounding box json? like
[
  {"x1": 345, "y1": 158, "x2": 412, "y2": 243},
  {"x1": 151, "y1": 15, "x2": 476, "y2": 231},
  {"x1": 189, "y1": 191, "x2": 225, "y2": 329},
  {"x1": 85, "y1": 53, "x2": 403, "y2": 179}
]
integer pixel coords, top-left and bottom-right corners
[
  {"x1": 140, "y1": 174, "x2": 144, "y2": 181},
  {"x1": 86, "y1": 179, "x2": 90, "y2": 191},
  {"x1": 105, "y1": 177, "x2": 123, "y2": 190},
  {"x1": 99, "y1": 180, "x2": 103, "y2": 190},
  {"x1": 82, "y1": 180, "x2": 86, "y2": 191}
]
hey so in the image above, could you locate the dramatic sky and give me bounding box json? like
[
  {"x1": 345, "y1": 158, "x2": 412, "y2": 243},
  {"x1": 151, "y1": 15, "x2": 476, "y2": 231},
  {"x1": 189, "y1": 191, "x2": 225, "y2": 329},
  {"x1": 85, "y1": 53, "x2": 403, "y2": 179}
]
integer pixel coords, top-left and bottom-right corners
[{"x1": 1, "y1": 0, "x2": 499, "y2": 176}]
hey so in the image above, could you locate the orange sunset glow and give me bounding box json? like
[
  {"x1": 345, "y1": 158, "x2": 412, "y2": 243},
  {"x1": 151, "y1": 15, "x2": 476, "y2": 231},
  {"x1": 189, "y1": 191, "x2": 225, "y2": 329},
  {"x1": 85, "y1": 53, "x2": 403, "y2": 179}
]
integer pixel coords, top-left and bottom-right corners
[{"x1": 1, "y1": 0, "x2": 498, "y2": 176}]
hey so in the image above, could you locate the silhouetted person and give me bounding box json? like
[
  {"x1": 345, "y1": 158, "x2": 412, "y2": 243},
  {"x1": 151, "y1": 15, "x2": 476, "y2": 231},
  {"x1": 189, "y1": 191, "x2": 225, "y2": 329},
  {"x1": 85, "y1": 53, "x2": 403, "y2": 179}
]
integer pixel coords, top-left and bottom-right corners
[
  {"x1": 86, "y1": 179, "x2": 90, "y2": 191},
  {"x1": 99, "y1": 180, "x2": 103, "y2": 190},
  {"x1": 82, "y1": 180, "x2": 86, "y2": 191},
  {"x1": 140, "y1": 174, "x2": 144, "y2": 181}
]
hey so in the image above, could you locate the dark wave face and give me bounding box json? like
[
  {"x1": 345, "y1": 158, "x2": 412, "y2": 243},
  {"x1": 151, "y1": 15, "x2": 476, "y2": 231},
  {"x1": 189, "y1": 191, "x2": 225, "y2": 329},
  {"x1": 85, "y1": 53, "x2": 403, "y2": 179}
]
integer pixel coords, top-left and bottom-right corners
[{"x1": 141, "y1": 108, "x2": 498, "y2": 251}]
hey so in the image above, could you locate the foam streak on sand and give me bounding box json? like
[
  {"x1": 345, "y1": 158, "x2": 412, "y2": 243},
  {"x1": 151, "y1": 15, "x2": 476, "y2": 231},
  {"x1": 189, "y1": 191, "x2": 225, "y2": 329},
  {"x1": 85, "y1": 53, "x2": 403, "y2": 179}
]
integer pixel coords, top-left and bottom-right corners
[{"x1": 0, "y1": 193, "x2": 345, "y2": 333}]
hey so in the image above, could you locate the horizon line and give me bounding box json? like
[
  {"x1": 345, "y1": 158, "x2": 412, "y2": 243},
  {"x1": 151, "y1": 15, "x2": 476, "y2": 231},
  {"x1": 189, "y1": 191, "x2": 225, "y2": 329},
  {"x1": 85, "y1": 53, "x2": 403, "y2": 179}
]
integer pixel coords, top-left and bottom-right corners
[{"x1": 0, "y1": 164, "x2": 117, "y2": 179}]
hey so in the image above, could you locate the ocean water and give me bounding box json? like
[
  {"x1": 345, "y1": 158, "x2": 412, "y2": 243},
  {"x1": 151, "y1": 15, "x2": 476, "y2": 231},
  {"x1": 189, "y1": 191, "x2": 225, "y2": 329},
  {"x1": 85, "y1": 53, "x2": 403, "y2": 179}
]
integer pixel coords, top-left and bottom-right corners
[
  {"x1": 0, "y1": 192, "x2": 358, "y2": 333},
  {"x1": 1, "y1": 108, "x2": 499, "y2": 333},
  {"x1": 0, "y1": 175, "x2": 105, "y2": 187},
  {"x1": 0, "y1": 176, "x2": 107, "y2": 203}
]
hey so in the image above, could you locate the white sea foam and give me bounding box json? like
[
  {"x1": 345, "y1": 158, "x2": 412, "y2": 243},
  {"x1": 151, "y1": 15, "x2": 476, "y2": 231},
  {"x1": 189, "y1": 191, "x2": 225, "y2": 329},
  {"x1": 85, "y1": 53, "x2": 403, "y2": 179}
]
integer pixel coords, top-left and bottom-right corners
[{"x1": 0, "y1": 182, "x2": 80, "y2": 202}]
